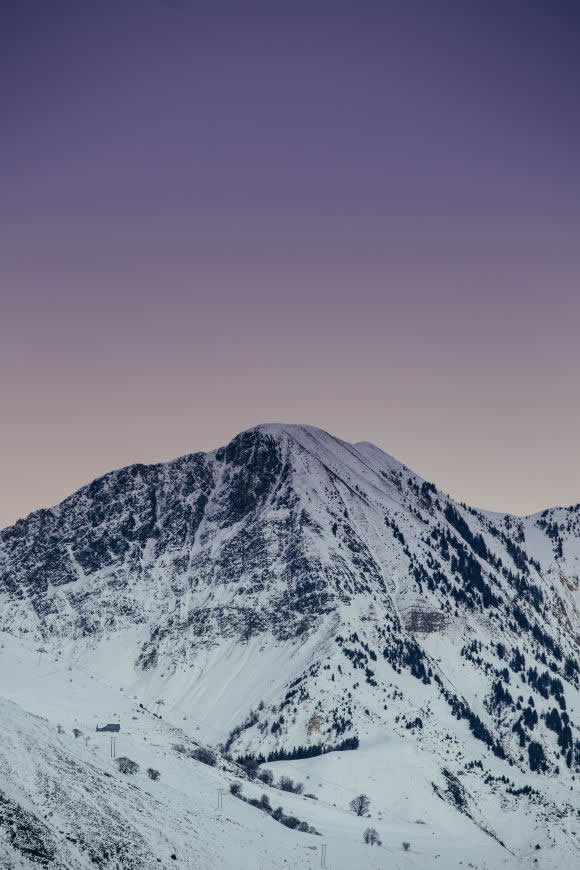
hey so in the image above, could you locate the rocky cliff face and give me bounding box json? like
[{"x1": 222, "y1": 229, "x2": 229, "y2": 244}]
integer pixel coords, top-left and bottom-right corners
[{"x1": 1, "y1": 424, "x2": 579, "y2": 779}]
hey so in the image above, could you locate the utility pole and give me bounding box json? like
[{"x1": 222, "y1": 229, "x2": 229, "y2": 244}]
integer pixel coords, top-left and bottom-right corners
[
  {"x1": 110, "y1": 735, "x2": 117, "y2": 758},
  {"x1": 217, "y1": 788, "x2": 224, "y2": 810},
  {"x1": 320, "y1": 843, "x2": 327, "y2": 868}
]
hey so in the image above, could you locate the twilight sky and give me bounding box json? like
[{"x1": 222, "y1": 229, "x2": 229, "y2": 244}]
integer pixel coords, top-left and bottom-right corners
[{"x1": 1, "y1": 0, "x2": 579, "y2": 527}]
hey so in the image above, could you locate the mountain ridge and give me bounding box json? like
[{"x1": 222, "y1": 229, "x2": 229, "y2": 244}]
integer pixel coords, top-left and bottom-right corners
[
  {"x1": 0, "y1": 422, "x2": 579, "y2": 864},
  {"x1": 5, "y1": 423, "x2": 577, "y2": 532}
]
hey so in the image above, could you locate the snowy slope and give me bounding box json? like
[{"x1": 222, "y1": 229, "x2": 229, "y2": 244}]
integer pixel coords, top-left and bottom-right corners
[
  {"x1": 1, "y1": 634, "x2": 572, "y2": 870},
  {"x1": 1, "y1": 423, "x2": 579, "y2": 867},
  {"x1": 0, "y1": 648, "x2": 323, "y2": 870}
]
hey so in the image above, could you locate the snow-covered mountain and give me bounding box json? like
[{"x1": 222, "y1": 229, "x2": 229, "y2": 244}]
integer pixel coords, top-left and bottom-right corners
[{"x1": 1, "y1": 424, "x2": 579, "y2": 867}]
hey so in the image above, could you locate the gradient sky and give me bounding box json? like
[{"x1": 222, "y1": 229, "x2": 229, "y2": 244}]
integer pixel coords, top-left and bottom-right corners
[{"x1": 1, "y1": 0, "x2": 579, "y2": 527}]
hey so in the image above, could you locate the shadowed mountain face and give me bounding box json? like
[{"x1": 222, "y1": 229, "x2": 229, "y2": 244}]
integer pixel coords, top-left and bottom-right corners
[{"x1": 1, "y1": 424, "x2": 579, "y2": 777}]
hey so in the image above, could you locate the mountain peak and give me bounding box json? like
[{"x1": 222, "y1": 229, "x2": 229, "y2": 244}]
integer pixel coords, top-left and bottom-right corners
[{"x1": 0, "y1": 421, "x2": 579, "y2": 865}]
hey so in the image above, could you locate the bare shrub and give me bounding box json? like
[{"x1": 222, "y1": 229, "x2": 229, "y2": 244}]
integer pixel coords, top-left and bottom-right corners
[
  {"x1": 193, "y1": 747, "x2": 217, "y2": 766},
  {"x1": 240, "y1": 757, "x2": 260, "y2": 779},
  {"x1": 146, "y1": 768, "x2": 160, "y2": 781},
  {"x1": 281, "y1": 815, "x2": 300, "y2": 829},
  {"x1": 279, "y1": 776, "x2": 304, "y2": 794},
  {"x1": 72, "y1": 728, "x2": 83, "y2": 739},
  {"x1": 259, "y1": 793, "x2": 272, "y2": 812},
  {"x1": 350, "y1": 794, "x2": 370, "y2": 816},
  {"x1": 402, "y1": 841, "x2": 411, "y2": 852},
  {"x1": 116, "y1": 757, "x2": 139, "y2": 775},
  {"x1": 257, "y1": 768, "x2": 274, "y2": 785},
  {"x1": 363, "y1": 827, "x2": 382, "y2": 846},
  {"x1": 231, "y1": 785, "x2": 318, "y2": 834}
]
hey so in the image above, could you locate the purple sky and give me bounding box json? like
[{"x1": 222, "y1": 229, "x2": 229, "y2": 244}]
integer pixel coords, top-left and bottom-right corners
[{"x1": 2, "y1": 0, "x2": 579, "y2": 526}]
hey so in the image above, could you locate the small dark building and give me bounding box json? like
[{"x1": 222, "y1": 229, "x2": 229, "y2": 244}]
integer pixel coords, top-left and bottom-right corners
[{"x1": 96, "y1": 723, "x2": 120, "y2": 732}]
